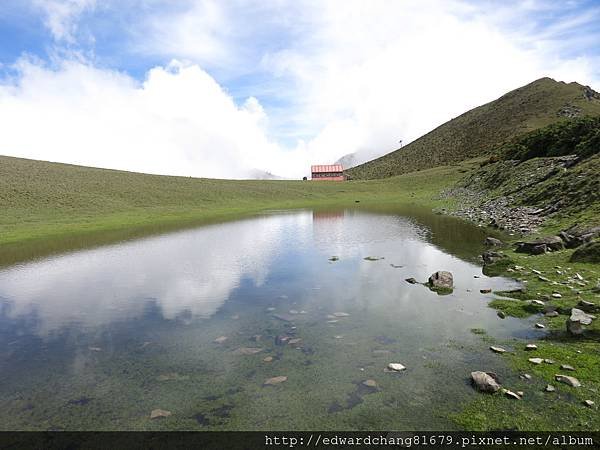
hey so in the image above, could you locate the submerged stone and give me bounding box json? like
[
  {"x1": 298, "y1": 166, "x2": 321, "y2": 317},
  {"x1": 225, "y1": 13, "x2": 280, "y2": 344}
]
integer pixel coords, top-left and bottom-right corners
[
  {"x1": 232, "y1": 347, "x2": 263, "y2": 355},
  {"x1": 387, "y1": 363, "x2": 406, "y2": 372},
  {"x1": 150, "y1": 409, "x2": 172, "y2": 419},
  {"x1": 264, "y1": 376, "x2": 287, "y2": 386},
  {"x1": 502, "y1": 389, "x2": 522, "y2": 400}
]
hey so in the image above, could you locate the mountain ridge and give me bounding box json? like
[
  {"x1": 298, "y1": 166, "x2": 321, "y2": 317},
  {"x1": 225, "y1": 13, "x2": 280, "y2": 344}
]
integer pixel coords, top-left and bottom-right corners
[{"x1": 346, "y1": 77, "x2": 600, "y2": 179}]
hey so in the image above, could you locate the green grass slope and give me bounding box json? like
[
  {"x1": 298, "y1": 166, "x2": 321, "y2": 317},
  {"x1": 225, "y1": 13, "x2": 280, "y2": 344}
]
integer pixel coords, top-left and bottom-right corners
[
  {"x1": 347, "y1": 77, "x2": 600, "y2": 179},
  {"x1": 0, "y1": 154, "x2": 474, "y2": 264}
]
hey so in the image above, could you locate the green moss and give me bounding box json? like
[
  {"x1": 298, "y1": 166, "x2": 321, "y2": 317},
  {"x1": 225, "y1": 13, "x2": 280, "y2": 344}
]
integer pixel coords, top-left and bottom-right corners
[
  {"x1": 488, "y1": 299, "x2": 535, "y2": 318},
  {"x1": 469, "y1": 328, "x2": 487, "y2": 335}
]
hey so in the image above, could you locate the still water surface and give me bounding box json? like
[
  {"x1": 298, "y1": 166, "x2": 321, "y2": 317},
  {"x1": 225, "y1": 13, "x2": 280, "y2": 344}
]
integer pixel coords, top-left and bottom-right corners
[{"x1": 0, "y1": 208, "x2": 536, "y2": 430}]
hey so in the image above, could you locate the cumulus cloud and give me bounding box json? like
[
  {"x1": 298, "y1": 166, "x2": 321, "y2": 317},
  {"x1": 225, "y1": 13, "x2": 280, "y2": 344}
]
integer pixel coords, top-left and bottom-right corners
[
  {"x1": 0, "y1": 58, "x2": 293, "y2": 178},
  {"x1": 1, "y1": 0, "x2": 599, "y2": 178},
  {"x1": 260, "y1": 0, "x2": 600, "y2": 165}
]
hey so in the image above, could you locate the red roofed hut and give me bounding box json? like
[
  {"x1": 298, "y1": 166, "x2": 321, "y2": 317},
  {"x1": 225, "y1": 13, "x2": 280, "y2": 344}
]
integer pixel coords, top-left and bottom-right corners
[{"x1": 310, "y1": 164, "x2": 345, "y2": 181}]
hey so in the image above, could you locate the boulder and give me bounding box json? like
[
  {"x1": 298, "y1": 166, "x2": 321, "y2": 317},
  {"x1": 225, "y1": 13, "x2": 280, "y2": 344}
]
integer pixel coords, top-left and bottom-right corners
[
  {"x1": 428, "y1": 271, "x2": 453, "y2": 290},
  {"x1": 566, "y1": 308, "x2": 595, "y2": 336},
  {"x1": 470, "y1": 371, "x2": 501, "y2": 393},
  {"x1": 485, "y1": 237, "x2": 504, "y2": 247},
  {"x1": 516, "y1": 236, "x2": 564, "y2": 254},
  {"x1": 482, "y1": 251, "x2": 505, "y2": 265},
  {"x1": 481, "y1": 251, "x2": 513, "y2": 276},
  {"x1": 571, "y1": 241, "x2": 600, "y2": 263},
  {"x1": 405, "y1": 277, "x2": 418, "y2": 284},
  {"x1": 559, "y1": 226, "x2": 600, "y2": 249},
  {"x1": 555, "y1": 374, "x2": 581, "y2": 388},
  {"x1": 577, "y1": 300, "x2": 599, "y2": 313}
]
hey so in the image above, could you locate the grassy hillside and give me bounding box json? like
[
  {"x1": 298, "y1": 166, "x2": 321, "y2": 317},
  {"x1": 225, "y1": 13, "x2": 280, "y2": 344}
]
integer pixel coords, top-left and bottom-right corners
[
  {"x1": 0, "y1": 154, "x2": 474, "y2": 265},
  {"x1": 451, "y1": 116, "x2": 600, "y2": 230},
  {"x1": 347, "y1": 78, "x2": 600, "y2": 179}
]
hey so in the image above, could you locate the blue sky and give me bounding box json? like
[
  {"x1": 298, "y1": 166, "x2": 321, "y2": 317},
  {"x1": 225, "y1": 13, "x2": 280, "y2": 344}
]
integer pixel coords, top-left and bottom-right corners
[{"x1": 0, "y1": 0, "x2": 599, "y2": 178}]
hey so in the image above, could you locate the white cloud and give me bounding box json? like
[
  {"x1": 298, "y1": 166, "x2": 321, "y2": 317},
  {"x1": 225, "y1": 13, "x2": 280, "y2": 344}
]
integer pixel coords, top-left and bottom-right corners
[
  {"x1": 0, "y1": 58, "x2": 298, "y2": 178},
  {"x1": 33, "y1": 0, "x2": 96, "y2": 43},
  {"x1": 1, "y1": 0, "x2": 599, "y2": 178},
  {"x1": 259, "y1": 0, "x2": 600, "y2": 165}
]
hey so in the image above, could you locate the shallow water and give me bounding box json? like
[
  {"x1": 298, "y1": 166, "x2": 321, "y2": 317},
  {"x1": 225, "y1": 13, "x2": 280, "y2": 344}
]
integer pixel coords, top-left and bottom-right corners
[{"x1": 0, "y1": 207, "x2": 537, "y2": 430}]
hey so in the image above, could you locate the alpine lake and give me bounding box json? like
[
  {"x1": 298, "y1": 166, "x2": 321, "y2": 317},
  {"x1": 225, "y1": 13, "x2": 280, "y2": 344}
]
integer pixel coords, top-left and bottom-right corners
[{"x1": 0, "y1": 205, "x2": 545, "y2": 430}]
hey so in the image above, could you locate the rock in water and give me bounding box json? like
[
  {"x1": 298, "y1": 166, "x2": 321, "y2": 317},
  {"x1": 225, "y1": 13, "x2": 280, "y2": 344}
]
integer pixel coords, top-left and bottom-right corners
[
  {"x1": 362, "y1": 379, "x2": 378, "y2": 388},
  {"x1": 470, "y1": 371, "x2": 501, "y2": 393},
  {"x1": 264, "y1": 376, "x2": 287, "y2": 386},
  {"x1": 545, "y1": 384, "x2": 556, "y2": 392},
  {"x1": 560, "y1": 364, "x2": 575, "y2": 371},
  {"x1": 502, "y1": 389, "x2": 522, "y2": 400},
  {"x1": 150, "y1": 409, "x2": 172, "y2": 419},
  {"x1": 490, "y1": 346, "x2": 506, "y2": 354},
  {"x1": 480, "y1": 288, "x2": 492, "y2": 294},
  {"x1": 567, "y1": 308, "x2": 595, "y2": 336},
  {"x1": 232, "y1": 347, "x2": 263, "y2": 355},
  {"x1": 405, "y1": 278, "x2": 418, "y2": 284},
  {"x1": 528, "y1": 358, "x2": 544, "y2": 365},
  {"x1": 428, "y1": 271, "x2": 453, "y2": 290},
  {"x1": 214, "y1": 336, "x2": 228, "y2": 344},
  {"x1": 555, "y1": 374, "x2": 581, "y2": 387},
  {"x1": 525, "y1": 344, "x2": 538, "y2": 351},
  {"x1": 387, "y1": 363, "x2": 406, "y2": 372},
  {"x1": 584, "y1": 400, "x2": 595, "y2": 408}
]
